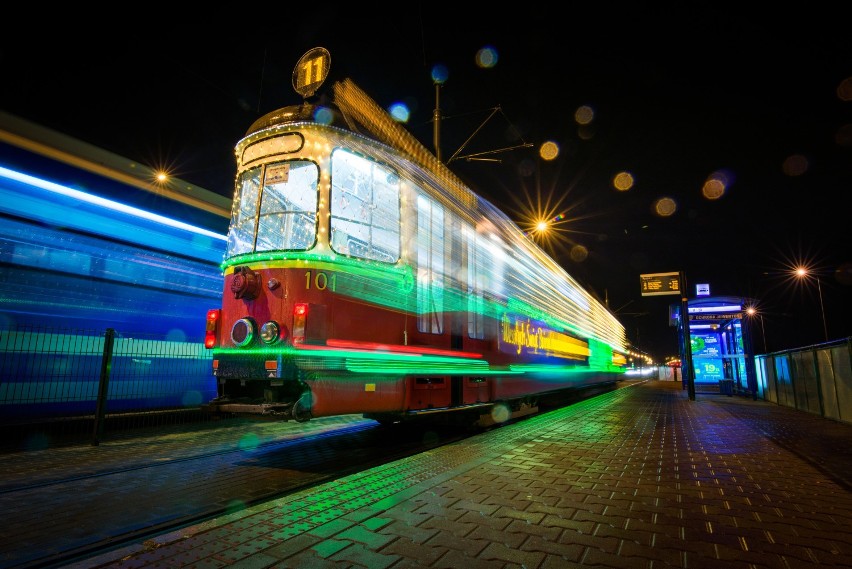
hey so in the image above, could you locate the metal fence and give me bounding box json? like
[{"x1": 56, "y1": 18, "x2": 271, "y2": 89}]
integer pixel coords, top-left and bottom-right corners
[
  {"x1": 0, "y1": 325, "x2": 219, "y2": 449},
  {"x1": 4, "y1": 325, "x2": 850, "y2": 450},
  {"x1": 755, "y1": 337, "x2": 852, "y2": 425}
]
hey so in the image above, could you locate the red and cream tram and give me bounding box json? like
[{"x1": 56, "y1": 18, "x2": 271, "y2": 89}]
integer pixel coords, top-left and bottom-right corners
[{"x1": 203, "y1": 49, "x2": 628, "y2": 427}]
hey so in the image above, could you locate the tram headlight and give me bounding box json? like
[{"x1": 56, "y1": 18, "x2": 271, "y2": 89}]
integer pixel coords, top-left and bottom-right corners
[
  {"x1": 260, "y1": 321, "x2": 281, "y2": 344},
  {"x1": 231, "y1": 317, "x2": 256, "y2": 347}
]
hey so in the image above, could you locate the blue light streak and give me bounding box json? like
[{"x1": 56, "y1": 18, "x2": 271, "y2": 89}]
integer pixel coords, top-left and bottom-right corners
[{"x1": 0, "y1": 165, "x2": 227, "y2": 241}]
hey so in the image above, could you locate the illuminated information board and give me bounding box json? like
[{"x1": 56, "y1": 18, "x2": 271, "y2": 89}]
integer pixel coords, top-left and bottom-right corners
[{"x1": 640, "y1": 272, "x2": 681, "y2": 296}]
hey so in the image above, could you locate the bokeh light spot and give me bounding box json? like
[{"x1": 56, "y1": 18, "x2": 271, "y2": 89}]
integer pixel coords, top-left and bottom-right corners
[
  {"x1": 702, "y1": 178, "x2": 725, "y2": 200},
  {"x1": 570, "y1": 245, "x2": 589, "y2": 262},
  {"x1": 653, "y1": 197, "x2": 677, "y2": 217},
  {"x1": 702, "y1": 169, "x2": 734, "y2": 200},
  {"x1": 574, "y1": 105, "x2": 594, "y2": 125},
  {"x1": 782, "y1": 154, "x2": 809, "y2": 177},
  {"x1": 431, "y1": 64, "x2": 448, "y2": 84},
  {"x1": 475, "y1": 46, "x2": 498, "y2": 68},
  {"x1": 490, "y1": 403, "x2": 510, "y2": 424},
  {"x1": 539, "y1": 141, "x2": 559, "y2": 161},
  {"x1": 613, "y1": 171, "x2": 634, "y2": 191},
  {"x1": 388, "y1": 102, "x2": 410, "y2": 123},
  {"x1": 314, "y1": 106, "x2": 334, "y2": 125}
]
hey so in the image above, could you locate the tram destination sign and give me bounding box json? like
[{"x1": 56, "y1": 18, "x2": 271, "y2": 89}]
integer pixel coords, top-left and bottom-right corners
[{"x1": 639, "y1": 272, "x2": 681, "y2": 296}]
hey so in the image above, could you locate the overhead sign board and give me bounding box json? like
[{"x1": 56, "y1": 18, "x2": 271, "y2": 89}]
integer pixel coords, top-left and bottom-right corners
[{"x1": 640, "y1": 272, "x2": 681, "y2": 296}]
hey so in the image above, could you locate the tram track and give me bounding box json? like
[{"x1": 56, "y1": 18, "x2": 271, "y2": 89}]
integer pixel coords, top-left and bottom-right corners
[
  {"x1": 1, "y1": 383, "x2": 626, "y2": 569},
  {"x1": 0, "y1": 418, "x2": 379, "y2": 496},
  {"x1": 1, "y1": 415, "x2": 473, "y2": 569}
]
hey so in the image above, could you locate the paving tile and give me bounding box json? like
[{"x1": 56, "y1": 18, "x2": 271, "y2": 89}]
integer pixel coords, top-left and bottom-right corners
[
  {"x1": 425, "y1": 530, "x2": 489, "y2": 555},
  {"x1": 434, "y1": 548, "x2": 512, "y2": 569},
  {"x1": 328, "y1": 542, "x2": 400, "y2": 569},
  {"x1": 11, "y1": 381, "x2": 852, "y2": 569},
  {"x1": 379, "y1": 535, "x2": 447, "y2": 566},
  {"x1": 379, "y1": 520, "x2": 438, "y2": 543}
]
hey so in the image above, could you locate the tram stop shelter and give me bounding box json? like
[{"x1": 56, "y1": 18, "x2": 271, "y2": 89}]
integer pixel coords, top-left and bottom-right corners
[{"x1": 671, "y1": 295, "x2": 759, "y2": 398}]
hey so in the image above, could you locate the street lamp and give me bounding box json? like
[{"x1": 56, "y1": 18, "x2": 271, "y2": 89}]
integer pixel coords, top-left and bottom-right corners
[
  {"x1": 794, "y1": 267, "x2": 829, "y2": 343},
  {"x1": 745, "y1": 306, "x2": 767, "y2": 352}
]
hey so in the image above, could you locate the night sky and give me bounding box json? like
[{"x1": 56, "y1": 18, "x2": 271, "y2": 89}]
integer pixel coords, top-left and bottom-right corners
[{"x1": 2, "y1": 5, "x2": 849, "y2": 359}]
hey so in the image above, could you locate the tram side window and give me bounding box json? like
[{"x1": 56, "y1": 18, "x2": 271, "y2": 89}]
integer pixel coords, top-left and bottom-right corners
[
  {"x1": 228, "y1": 167, "x2": 261, "y2": 257},
  {"x1": 466, "y1": 231, "x2": 486, "y2": 340},
  {"x1": 256, "y1": 161, "x2": 319, "y2": 251},
  {"x1": 416, "y1": 194, "x2": 444, "y2": 334},
  {"x1": 329, "y1": 148, "x2": 400, "y2": 262}
]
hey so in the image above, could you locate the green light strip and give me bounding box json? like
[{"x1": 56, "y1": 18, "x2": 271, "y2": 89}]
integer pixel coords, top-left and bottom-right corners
[
  {"x1": 220, "y1": 254, "x2": 621, "y2": 355},
  {"x1": 215, "y1": 345, "x2": 482, "y2": 365},
  {"x1": 344, "y1": 359, "x2": 500, "y2": 374},
  {"x1": 222, "y1": 251, "x2": 412, "y2": 282},
  {"x1": 509, "y1": 363, "x2": 626, "y2": 375},
  {"x1": 215, "y1": 344, "x2": 624, "y2": 377}
]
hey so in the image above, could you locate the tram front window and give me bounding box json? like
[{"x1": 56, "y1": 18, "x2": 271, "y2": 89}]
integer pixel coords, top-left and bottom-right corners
[
  {"x1": 256, "y1": 161, "x2": 318, "y2": 251},
  {"x1": 227, "y1": 160, "x2": 319, "y2": 256}
]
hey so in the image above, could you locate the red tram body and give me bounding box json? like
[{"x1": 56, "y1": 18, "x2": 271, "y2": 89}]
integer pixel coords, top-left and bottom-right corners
[{"x1": 204, "y1": 65, "x2": 628, "y2": 427}]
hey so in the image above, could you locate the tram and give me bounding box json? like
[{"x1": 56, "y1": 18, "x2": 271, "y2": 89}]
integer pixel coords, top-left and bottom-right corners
[
  {"x1": 0, "y1": 112, "x2": 229, "y2": 420},
  {"x1": 203, "y1": 48, "x2": 628, "y2": 427}
]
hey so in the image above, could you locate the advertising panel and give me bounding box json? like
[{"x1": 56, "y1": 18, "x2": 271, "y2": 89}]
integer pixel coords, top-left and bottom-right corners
[{"x1": 691, "y1": 333, "x2": 723, "y2": 381}]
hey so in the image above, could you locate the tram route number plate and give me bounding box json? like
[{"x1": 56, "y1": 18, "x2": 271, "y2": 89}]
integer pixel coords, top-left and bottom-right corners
[{"x1": 293, "y1": 47, "x2": 331, "y2": 98}]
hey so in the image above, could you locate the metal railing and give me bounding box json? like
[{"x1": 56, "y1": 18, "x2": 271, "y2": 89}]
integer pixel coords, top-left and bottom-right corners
[
  {"x1": 0, "y1": 325, "x2": 219, "y2": 449},
  {"x1": 755, "y1": 337, "x2": 852, "y2": 424}
]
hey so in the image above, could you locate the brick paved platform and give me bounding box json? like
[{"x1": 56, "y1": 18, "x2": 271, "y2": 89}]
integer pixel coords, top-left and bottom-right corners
[{"x1": 26, "y1": 380, "x2": 852, "y2": 567}]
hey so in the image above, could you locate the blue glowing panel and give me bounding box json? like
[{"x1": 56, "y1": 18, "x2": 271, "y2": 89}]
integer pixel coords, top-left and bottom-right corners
[
  {"x1": 691, "y1": 332, "x2": 724, "y2": 381},
  {"x1": 0, "y1": 166, "x2": 226, "y2": 336}
]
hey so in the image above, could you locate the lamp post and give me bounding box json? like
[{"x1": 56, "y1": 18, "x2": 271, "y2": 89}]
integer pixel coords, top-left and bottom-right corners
[
  {"x1": 745, "y1": 306, "x2": 767, "y2": 352},
  {"x1": 795, "y1": 267, "x2": 829, "y2": 343}
]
